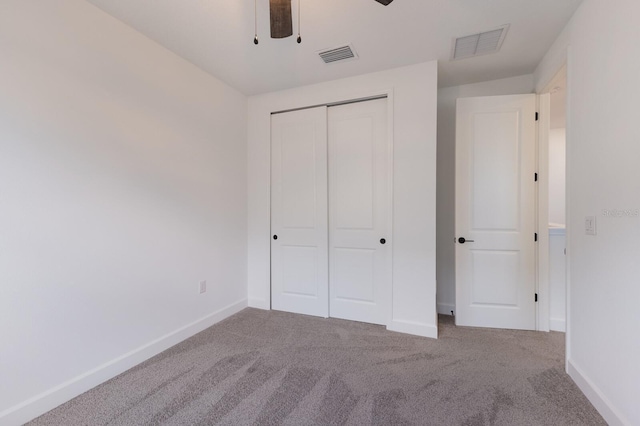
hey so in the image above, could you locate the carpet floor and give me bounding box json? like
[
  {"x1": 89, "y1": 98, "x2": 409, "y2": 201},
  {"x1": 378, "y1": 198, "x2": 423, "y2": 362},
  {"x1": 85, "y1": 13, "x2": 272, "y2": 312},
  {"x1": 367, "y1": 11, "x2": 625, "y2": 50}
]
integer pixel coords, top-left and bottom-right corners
[{"x1": 30, "y1": 309, "x2": 605, "y2": 425}]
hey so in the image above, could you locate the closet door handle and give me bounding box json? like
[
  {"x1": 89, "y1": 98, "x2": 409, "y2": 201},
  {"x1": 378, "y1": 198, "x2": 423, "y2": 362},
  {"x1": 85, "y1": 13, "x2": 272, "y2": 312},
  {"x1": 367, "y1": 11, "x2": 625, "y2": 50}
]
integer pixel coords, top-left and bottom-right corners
[
  {"x1": 380, "y1": 238, "x2": 386, "y2": 245},
  {"x1": 273, "y1": 235, "x2": 278, "y2": 240}
]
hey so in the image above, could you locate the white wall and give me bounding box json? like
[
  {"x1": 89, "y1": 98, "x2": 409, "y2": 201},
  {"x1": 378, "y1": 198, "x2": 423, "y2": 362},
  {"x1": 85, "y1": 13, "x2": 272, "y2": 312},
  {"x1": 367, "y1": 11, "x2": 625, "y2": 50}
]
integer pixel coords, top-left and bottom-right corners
[
  {"x1": 535, "y1": 0, "x2": 640, "y2": 424},
  {"x1": 436, "y1": 75, "x2": 535, "y2": 315},
  {"x1": 0, "y1": 1, "x2": 247, "y2": 424},
  {"x1": 247, "y1": 62, "x2": 438, "y2": 338},
  {"x1": 548, "y1": 128, "x2": 566, "y2": 225}
]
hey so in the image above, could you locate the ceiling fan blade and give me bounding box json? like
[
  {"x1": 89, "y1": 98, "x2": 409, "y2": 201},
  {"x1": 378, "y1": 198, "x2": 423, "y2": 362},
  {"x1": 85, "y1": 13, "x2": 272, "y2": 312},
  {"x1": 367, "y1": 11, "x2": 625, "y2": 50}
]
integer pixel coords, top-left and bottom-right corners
[
  {"x1": 374, "y1": 0, "x2": 394, "y2": 5},
  {"x1": 270, "y1": 0, "x2": 293, "y2": 39}
]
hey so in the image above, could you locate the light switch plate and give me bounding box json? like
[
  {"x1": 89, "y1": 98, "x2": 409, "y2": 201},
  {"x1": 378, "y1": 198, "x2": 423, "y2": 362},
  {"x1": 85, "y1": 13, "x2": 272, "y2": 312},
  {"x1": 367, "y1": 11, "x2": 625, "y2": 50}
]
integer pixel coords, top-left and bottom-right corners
[
  {"x1": 585, "y1": 216, "x2": 596, "y2": 236},
  {"x1": 199, "y1": 280, "x2": 207, "y2": 294}
]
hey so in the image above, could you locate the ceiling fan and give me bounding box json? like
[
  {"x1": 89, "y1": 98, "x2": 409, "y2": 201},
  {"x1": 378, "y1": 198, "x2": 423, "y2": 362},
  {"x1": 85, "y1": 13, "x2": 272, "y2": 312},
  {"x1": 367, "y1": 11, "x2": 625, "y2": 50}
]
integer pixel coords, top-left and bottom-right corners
[{"x1": 258, "y1": 0, "x2": 394, "y2": 43}]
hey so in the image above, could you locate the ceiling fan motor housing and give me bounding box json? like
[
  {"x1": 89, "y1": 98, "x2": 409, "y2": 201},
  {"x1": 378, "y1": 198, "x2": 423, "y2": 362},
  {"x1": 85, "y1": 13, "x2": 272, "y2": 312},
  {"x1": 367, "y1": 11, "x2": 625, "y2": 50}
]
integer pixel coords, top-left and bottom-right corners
[
  {"x1": 268, "y1": 0, "x2": 393, "y2": 41},
  {"x1": 270, "y1": 0, "x2": 293, "y2": 39}
]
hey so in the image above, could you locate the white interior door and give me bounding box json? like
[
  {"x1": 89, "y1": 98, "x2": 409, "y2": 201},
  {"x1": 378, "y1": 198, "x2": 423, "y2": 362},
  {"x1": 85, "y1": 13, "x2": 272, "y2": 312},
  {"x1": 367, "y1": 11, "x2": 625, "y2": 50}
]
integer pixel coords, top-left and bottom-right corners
[
  {"x1": 328, "y1": 98, "x2": 390, "y2": 325},
  {"x1": 455, "y1": 94, "x2": 537, "y2": 330},
  {"x1": 271, "y1": 106, "x2": 328, "y2": 318}
]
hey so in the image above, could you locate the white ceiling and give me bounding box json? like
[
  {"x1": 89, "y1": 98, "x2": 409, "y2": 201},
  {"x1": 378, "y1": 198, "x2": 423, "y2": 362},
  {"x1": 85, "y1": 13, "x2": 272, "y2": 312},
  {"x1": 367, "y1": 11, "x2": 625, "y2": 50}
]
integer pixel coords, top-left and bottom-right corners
[{"x1": 85, "y1": 0, "x2": 582, "y2": 96}]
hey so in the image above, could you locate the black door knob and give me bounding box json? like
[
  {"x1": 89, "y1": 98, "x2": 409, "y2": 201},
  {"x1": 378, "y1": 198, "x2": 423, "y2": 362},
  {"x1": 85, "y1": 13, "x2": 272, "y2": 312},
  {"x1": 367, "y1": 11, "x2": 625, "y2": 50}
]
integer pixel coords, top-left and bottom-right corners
[
  {"x1": 273, "y1": 235, "x2": 278, "y2": 240},
  {"x1": 458, "y1": 237, "x2": 465, "y2": 244},
  {"x1": 380, "y1": 238, "x2": 386, "y2": 244}
]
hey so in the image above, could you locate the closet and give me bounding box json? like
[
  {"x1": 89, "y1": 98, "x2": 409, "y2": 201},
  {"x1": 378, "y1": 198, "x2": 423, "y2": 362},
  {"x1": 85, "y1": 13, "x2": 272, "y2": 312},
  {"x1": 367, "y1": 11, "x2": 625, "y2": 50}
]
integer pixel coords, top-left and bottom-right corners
[{"x1": 270, "y1": 98, "x2": 390, "y2": 325}]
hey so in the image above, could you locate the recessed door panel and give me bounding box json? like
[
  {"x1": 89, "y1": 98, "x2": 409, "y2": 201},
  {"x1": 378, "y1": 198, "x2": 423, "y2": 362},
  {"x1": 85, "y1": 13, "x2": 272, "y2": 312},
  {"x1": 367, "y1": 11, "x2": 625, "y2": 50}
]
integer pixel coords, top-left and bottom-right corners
[
  {"x1": 472, "y1": 112, "x2": 520, "y2": 231},
  {"x1": 333, "y1": 117, "x2": 375, "y2": 230},
  {"x1": 282, "y1": 245, "x2": 318, "y2": 297},
  {"x1": 471, "y1": 250, "x2": 519, "y2": 306},
  {"x1": 332, "y1": 248, "x2": 375, "y2": 302},
  {"x1": 281, "y1": 126, "x2": 317, "y2": 229}
]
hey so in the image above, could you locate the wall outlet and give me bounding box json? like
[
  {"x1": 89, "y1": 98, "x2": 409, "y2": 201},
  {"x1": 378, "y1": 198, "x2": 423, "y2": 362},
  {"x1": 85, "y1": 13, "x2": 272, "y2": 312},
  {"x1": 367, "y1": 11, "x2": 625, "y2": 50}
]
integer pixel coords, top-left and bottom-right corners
[
  {"x1": 199, "y1": 280, "x2": 207, "y2": 294},
  {"x1": 585, "y1": 216, "x2": 597, "y2": 236}
]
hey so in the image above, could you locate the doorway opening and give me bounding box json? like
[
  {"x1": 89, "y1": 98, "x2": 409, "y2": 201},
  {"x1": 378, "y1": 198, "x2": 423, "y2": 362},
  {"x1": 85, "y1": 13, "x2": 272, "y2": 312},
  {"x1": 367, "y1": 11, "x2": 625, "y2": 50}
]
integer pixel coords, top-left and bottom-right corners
[{"x1": 541, "y1": 66, "x2": 568, "y2": 332}]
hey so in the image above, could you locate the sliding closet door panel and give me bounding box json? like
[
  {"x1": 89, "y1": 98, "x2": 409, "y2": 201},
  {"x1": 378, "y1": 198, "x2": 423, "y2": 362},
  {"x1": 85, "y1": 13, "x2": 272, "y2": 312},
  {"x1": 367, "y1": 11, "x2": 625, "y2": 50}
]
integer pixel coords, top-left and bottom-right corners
[
  {"x1": 271, "y1": 106, "x2": 328, "y2": 317},
  {"x1": 328, "y1": 98, "x2": 389, "y2": 325}
]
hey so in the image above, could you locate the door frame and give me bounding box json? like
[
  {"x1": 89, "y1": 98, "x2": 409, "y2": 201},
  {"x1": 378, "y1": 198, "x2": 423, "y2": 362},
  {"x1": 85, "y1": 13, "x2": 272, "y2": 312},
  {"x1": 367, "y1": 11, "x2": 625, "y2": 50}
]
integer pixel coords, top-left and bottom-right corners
[
  {"x1": 536, "y1": 50, "x2": 572, "y2": 368},
  {"x1": 536, "y1": 92, "x2": 551, "y2": 332},
  {"x1": 268, "y1": 89, "x2": 395, "y2": 327}
]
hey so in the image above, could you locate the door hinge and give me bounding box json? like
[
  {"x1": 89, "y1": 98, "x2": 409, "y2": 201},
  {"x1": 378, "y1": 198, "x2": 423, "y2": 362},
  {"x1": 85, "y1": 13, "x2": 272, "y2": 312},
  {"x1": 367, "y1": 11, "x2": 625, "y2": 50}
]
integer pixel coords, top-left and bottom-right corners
[
  {"x1": 534, "y1": 172, "x2": 538, "y2": 182},
  {"x1": 535, "y1": 293, "x2": 538, "y2": 302},
  {"x1": 534, "y1": 233, "x2": 538, "y2": 242},
  {"x1": 535, "y1": 112, "x2": 539, "y2": 121}
]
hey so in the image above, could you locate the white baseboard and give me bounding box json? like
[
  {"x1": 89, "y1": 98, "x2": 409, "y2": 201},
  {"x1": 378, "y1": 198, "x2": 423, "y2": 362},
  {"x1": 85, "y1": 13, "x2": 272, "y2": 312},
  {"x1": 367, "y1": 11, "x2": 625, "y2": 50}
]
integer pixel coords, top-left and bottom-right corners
[
  {"x1": 0, "y1": 299, "x2": 247, "y2": 426},
  {"x1": 567, "y1": 359, "x2": 629, "y2": 426},
  {"x1": 387, "y1": 319, "x2": 438, "y2": 339},
  {"x1": 248, "y1": 298, "x2": 270, "y2": 310},
  {"x1": 549, "y1": 317, "x2": 566, "y2": 332},
  {"x1": 437, "y1": 303, "x2": 455, "y2": 316}
]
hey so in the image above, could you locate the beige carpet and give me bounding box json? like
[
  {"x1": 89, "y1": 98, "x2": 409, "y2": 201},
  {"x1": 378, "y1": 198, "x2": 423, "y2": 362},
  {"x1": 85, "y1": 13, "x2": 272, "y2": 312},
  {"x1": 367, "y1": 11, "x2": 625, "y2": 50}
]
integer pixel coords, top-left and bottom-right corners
[{"x1": 30, "y1": 309, "x2": 605, "y2": 425}]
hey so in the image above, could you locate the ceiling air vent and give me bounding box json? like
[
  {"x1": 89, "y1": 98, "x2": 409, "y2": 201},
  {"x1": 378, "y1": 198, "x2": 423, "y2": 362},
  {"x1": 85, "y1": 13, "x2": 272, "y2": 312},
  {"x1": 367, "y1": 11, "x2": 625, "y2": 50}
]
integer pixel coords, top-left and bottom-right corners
[
  {"x1": 318, "y1": 44, "x2": 358, "y2": 64},
  {"x1": 451, "y1": 24, "x2": 510, "y2": 61}
]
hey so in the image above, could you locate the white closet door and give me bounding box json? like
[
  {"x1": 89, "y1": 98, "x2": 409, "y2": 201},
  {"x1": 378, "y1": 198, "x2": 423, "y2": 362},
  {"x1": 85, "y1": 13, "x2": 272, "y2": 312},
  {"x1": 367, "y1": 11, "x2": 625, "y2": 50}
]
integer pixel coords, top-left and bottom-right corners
[
  {"x1": 328, "y1": 98, "x2": 390, "y2": 325},
  {"x1": 271, "y1": 106, "x2": 328, "y2": 318}
]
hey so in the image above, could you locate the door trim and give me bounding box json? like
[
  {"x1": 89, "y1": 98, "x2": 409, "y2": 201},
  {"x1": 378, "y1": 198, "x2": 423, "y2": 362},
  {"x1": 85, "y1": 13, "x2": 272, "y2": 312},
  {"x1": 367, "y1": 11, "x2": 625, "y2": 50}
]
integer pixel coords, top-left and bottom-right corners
[
  {"x1": 537, "y1": 63, "x2": 569, "y2": 333},
  {"x1": 268, "y1": 89, "x2": 395, "y2": 328},
  {"x1": 536, "y1": 92, "x2": 551, "y2": 332}
]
